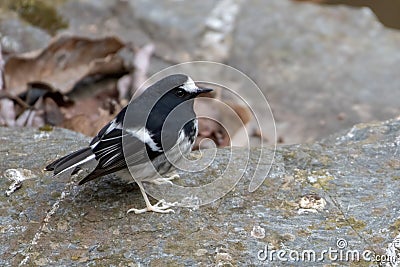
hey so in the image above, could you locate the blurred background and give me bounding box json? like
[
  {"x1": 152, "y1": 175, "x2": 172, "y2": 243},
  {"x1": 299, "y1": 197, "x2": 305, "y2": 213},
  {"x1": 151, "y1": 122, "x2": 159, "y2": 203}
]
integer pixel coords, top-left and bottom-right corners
[{"x1": 0, "y1": 0, "x2": 399, "y2": 145}]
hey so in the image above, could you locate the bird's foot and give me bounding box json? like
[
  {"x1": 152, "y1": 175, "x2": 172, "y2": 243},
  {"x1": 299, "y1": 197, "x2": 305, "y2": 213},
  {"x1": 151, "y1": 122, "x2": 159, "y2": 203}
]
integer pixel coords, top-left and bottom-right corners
[
  {"x1": 149, "y1": 173, "x2": 180, "y2": 185},
  {"x1": 127, "y1": 199, "x2": 174, "y2": 214}
]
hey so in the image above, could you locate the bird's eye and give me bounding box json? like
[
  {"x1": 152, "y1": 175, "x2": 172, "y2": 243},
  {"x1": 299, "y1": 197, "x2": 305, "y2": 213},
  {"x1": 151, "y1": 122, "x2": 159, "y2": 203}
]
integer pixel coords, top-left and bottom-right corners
[{"x1": 176, "y1": 89, "x2": 186, "y2": 97}]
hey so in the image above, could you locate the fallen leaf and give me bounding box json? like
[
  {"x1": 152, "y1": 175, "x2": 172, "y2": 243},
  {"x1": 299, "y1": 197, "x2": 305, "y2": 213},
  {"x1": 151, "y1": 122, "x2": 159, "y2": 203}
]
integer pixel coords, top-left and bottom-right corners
[
  {"x1": 4, "y1": 36, "x2": 128, "y2": 96},
  {"x1": 117, "y1": 43, "x2": 155, "y2": 101},
  {"x1": 44, "y1": 97, "x2": 64, "y2": 126},
  {"x1": 194, "y1": 88, "x2": 253, "y2": 149},
  {"x1": 61, "y1": 81, "x2": 122, "y2": 136},
  {"x1": 62, "y1": 108, "x2": 118, "y2": 137},
  {"x1": 16, "y1": 97, "x2": 45, "y2": 127}
]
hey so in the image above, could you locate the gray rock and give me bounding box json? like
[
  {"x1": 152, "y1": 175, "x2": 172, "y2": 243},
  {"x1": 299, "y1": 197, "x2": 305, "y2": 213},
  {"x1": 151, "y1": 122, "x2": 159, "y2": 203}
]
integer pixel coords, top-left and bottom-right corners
[
  {"x1": 1, "y1": 117, "x2": 400, "y2": 266},
  {"x1": 60, "y1": 0, "x2": 400, "y2": 145},
  {"x1": 0, "y1": 15, "x2": 51, "y2": 55},
  {"x1": 58, "y1": 0, "x2": 220, "y2": 62},
  {"x1": 229, "y1": 0, "x2": 400, "y2": 143}
]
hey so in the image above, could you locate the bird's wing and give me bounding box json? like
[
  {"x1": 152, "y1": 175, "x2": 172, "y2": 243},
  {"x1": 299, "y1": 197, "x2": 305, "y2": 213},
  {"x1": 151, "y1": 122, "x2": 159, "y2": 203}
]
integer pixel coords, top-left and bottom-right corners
[{"x1": 79, "y1": 110, "x2": 163, "y2": 184}]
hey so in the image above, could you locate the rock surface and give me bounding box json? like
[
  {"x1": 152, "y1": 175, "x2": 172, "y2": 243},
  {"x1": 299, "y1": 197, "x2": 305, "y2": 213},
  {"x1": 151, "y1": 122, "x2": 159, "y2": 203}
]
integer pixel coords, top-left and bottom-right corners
[{"x1": 1, "y1": 117, "x2": 400, "y2": 266}]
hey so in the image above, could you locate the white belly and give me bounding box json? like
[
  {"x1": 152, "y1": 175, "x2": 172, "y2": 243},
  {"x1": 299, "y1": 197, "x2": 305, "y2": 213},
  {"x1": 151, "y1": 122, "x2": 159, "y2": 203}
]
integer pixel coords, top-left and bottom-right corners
[{"x1": 117, "y1": 133, "x2": 194, "y2": 183}]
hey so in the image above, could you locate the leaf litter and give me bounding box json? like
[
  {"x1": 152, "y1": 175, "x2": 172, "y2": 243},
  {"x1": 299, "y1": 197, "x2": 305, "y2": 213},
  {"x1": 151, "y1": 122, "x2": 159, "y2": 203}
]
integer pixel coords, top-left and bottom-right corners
[{"x1": 0, "y1": 35, "x2": 259, "y2": 148}]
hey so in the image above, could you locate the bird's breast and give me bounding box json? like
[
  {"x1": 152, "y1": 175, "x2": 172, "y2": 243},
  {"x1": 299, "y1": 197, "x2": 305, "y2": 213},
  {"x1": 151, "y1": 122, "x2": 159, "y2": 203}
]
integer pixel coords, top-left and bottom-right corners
[{"x1": 182, "y1": 118, "x2": 198, "y2": 145}]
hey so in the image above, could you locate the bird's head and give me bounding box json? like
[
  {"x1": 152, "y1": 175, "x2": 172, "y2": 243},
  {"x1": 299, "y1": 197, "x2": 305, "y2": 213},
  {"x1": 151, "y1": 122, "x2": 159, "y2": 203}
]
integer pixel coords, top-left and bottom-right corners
[{"x1": 156, "y1": 74, "x2": 212, "y2": 105}]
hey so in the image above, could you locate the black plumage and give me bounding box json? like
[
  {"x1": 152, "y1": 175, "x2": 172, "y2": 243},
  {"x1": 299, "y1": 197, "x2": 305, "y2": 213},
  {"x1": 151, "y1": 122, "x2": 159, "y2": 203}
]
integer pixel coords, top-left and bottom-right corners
[{"x1": 45, "y1": 74, "x2": 212, "y2": 214}]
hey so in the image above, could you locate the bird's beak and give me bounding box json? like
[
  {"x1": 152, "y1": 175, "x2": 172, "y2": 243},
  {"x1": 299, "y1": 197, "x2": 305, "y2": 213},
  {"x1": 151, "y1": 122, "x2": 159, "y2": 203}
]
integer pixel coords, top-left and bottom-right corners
[{"x1": 196, "y1": 87, "x2": 213, "y2": 95}]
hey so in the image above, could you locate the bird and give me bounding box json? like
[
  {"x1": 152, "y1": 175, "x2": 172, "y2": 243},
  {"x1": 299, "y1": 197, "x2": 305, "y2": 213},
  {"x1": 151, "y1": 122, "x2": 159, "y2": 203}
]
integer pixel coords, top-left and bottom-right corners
[{"x1": 45, "y1": 74, "x2": 212, "y2": 214}]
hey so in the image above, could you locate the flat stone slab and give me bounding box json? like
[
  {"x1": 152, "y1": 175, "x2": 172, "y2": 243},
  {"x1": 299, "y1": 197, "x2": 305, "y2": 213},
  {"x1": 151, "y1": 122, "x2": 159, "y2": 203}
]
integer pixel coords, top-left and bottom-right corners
[{"x1": 1, "y1": 117, "x2": 400, "y2": 266}]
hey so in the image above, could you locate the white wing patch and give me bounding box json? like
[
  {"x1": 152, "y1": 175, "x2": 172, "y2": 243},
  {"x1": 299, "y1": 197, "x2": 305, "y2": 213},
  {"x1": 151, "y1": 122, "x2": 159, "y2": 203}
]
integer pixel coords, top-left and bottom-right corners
[
  {"x1": 54, "y1": 154, "x2": 96, "y2": 176},
  {"x1": 90, "y1": 119, "x2": 125, "y2": 149},
  {"x1": 103, "y1": 152, "x2": 121, "y2": 167},
  {"x1": 126, "y1": 127, "x2": 163, "y2": 152},
  {"x1": 105, "y1": 119, "x2": 122, "y2": 134},
  {"x1": 180, "y1": 76, "x2": 199, "y2": 93}
]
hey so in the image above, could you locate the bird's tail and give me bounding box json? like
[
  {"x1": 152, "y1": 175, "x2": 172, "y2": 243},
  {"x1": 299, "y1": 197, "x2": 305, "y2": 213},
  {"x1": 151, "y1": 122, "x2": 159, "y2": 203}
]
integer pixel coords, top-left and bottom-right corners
[{"x1": 45, "y1": 147, "x2": 96, "y2": 176}]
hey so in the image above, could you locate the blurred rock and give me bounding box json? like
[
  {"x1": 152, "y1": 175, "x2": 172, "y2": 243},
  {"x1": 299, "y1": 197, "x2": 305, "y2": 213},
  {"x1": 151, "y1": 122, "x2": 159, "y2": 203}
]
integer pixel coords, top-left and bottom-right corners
[
  {"x1": 0, "y1": 16, "x2": 51, "y2": 55},
  {"x1": 294, "y1": 0, "x2": 400, "y2": 30},
  {"x1": 1, "y1": 0, "x2": 400, "y2": 145},
  {"x1": 60, "y1": 0, "x2": 221, "y2": 62},
  {"x1": 1, "y1": 117, "x2": 400, "y2": 265},
  {"x1": 228, "y1": 0, "x2": 400, "y2": 143}
]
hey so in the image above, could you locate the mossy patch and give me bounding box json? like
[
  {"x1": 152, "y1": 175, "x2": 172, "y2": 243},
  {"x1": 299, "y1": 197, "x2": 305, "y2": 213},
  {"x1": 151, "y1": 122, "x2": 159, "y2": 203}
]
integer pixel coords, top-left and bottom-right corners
[
  {"x1": 387, "y1": 159, "x2": 400, "y2": 169},
  {"x1": 296, "y1": 229, "x2": 311, "y2": 237},
  {"x1": 265, "y1": 231, "x2": 296, "y2": 248},
  {"x1": 39, "y1": 124, "x2": 53, "y2": 132},
  {"x1": 293, "y1": 169, "x2": 335, "y2": 190},
  {"x1": 389, "y1": 219, "x2": 400, "y2": 235},
  {"x1": 325, "y1": 216, "x2": 366, "y2": 231},
  {"x1": 7, "y1": 0, "x2": 68, "y2": 35}
]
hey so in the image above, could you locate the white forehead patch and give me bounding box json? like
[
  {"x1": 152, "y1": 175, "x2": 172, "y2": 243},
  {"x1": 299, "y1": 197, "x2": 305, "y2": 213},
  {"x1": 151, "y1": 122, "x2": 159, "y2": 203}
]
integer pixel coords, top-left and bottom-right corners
[{"x1": 180, "y1": 76, "x2": 199, "y2": 93}]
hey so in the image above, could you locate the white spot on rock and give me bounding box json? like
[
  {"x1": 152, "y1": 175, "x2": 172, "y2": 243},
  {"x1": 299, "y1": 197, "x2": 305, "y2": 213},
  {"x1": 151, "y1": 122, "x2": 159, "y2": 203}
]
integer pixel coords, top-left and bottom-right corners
[
  {"x1": 297, "y1": 194, "x2": 327, "y2": 214},
  {"x1": 195, "y1": 248, "x2": 208, "y2": 257},
  {"x1": 33, "y1": 132, "x2": 50, "y2": 140},
  {"x1": 251, "y1": 225, "x2": 266, "y2": 239},
  {"x1": 4, "y1": 168, "x2": 36, "y2": 196}
]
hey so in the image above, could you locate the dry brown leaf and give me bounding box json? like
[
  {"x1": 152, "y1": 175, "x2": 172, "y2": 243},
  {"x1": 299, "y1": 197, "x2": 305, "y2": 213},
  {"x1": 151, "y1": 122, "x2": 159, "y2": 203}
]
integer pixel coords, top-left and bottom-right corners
[
  {"x1": 117, "y1": 43, "x2": 155, "y2": 101},
  {"x1": 44, "y1": 97, "x2": 64, "y2": 126},
  {"x1": 195, "y1": 118, "x2": 230, "y2": 149},
  {"x1": 16, "y1": 97, "x2": 45, "y2": 127},
  {"x1": 194, "y1": 89, "x2": 252, "y2": 149},
  {"x1": 61, "y1": 84, "x2": 122, "y2": 136},
  {"x1": 62, "y1": 114, "x2": 94, "y2": 136},
  {"x1": 4, "y1": 36, "x2": 127, "y2": 96},
  {"x1": 62, "y1": 109, "x2": 117, "y2": 137},
  {"x1": 9, "y1": 82, "x2": 71, "y2": 127}
]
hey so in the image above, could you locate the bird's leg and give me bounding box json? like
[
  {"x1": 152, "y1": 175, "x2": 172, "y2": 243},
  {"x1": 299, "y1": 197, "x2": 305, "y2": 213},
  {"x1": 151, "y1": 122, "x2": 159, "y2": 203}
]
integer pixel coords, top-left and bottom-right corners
[
  {"x1": 148, "y1": 171, "x2": 180, "y2": 185},
  {"x1": 126, "y1": 181, "x2": 174, "y2": 214}
]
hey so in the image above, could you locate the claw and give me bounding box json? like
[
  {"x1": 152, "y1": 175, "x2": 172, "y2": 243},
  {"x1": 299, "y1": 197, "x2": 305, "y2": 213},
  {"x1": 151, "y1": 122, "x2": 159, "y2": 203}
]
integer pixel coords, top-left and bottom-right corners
[
  {"x1": 148, "y1": 173, "x2": 180, "y2": 185},
  {"x1": 150, "y1": 177, "x2": 174, "y2": 185},
  {"x1": 127, "y1": 181, "x2": 175, "y2": 214},
  {"x1": 127, "y1": 199, "x2": 174, "y2": 214}
]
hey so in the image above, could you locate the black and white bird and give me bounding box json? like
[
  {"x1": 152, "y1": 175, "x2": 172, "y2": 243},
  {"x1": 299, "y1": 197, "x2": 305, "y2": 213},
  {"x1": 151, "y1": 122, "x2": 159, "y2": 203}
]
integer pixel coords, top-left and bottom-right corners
[{"x1": 45, "y1": 74, "x2": 212, "y2": 214}]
